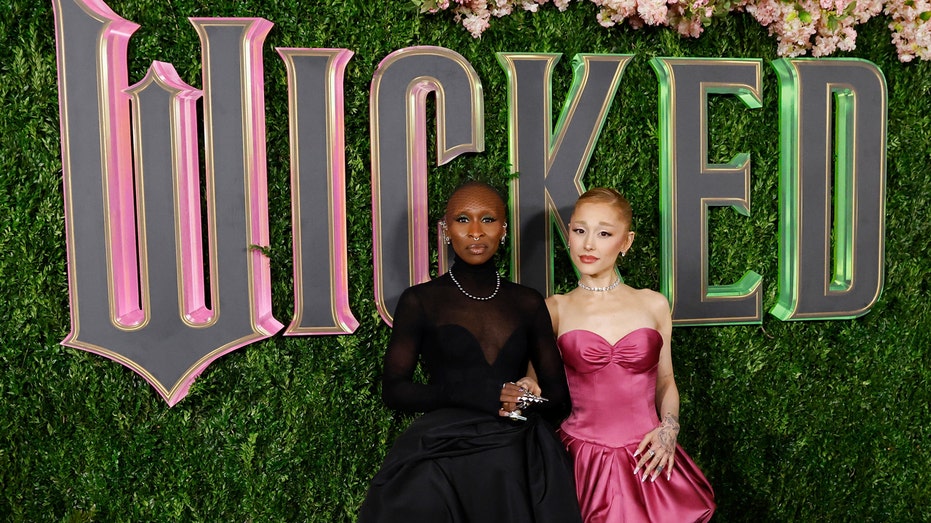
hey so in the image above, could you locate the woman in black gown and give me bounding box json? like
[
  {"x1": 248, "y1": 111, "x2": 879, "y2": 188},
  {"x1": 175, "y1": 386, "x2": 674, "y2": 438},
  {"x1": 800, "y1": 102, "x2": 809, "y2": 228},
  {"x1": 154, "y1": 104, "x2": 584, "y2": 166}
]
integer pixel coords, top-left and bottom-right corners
[{"x1": 358, "y1": 181, "x2": 581, "y2": 522}]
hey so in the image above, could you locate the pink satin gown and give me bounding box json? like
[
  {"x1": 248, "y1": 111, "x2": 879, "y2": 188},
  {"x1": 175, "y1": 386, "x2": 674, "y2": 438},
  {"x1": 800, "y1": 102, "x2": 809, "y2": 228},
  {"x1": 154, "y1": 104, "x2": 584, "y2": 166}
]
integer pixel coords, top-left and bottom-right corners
[{"x1": 558, "y1": 327, "x2": 715, "y2": 523}]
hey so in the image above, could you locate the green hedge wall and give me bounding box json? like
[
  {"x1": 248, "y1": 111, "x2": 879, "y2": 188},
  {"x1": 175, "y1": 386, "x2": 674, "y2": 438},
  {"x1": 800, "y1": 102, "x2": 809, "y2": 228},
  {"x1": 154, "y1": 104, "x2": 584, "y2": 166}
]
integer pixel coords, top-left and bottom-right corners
[{"x1": 1, "y1": 0, "x2": 929, "y2": 521}]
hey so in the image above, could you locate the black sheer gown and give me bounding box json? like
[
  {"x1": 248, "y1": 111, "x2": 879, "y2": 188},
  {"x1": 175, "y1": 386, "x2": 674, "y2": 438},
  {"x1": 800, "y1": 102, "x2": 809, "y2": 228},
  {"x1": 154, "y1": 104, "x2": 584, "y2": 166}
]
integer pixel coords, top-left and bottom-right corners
[{"x1": 358, "y1": 259, "x2": 582, "y2": 523}]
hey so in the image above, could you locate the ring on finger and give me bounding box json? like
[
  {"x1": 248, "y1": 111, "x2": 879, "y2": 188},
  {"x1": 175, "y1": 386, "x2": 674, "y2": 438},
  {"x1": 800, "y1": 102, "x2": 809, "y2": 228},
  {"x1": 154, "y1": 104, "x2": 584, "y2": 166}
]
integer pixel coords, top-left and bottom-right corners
[{"x1": 648, "y1": 449, "x2": 655, "y2": 458}]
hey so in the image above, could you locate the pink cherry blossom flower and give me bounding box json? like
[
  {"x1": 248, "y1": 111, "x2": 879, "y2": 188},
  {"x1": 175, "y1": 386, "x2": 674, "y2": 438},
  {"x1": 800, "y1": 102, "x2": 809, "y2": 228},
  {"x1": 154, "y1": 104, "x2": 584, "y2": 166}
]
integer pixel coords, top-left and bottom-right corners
[
  {"x1": 521, "y1": 1, "x2": 541, "y2": 12},
  {"x1": 637, "y1": 0, "x2": 669, "y2": 25}
]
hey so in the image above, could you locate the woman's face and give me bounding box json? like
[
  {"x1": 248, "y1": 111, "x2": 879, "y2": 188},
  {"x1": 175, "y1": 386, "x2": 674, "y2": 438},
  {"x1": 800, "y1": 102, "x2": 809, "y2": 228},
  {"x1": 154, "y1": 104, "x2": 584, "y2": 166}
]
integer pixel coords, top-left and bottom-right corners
[
  {"x1": 568, "y1": 201, "x2": 635, "y2": 277},
  {"x1": 444, "y1": 186, "x2": 507, "y2": 265}
]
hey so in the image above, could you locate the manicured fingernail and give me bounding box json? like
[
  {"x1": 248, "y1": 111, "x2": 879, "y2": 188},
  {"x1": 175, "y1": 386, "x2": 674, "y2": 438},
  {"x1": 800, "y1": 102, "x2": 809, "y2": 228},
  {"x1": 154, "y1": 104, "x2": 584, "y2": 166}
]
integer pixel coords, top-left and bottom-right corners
[
  {"x1": 667, "y1": 473, "x2": 671, "y2": 481},
  {"x1": 633, "y1": 467, "x2": 639, "y2": 475},
  {"x1": 633, "y1": 450, "x2": 640, "y2": 457},
  {"x1": 651, "y1": 474, "x2": 657, "y2": 482},
  {"x1": 641, "y1": 472, "x2": 648, "y2": 483}
]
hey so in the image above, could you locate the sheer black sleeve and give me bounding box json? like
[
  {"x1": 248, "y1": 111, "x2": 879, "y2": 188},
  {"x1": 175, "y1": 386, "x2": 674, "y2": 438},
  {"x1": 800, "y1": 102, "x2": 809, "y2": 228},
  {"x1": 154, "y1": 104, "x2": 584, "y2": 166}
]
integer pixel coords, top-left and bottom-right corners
[
  {"x1": 380, "y1": 288, "x2": 447, "y2": 413},
  {"x1": 526, "y1": 296, "x2": 572, "y2": 424}
]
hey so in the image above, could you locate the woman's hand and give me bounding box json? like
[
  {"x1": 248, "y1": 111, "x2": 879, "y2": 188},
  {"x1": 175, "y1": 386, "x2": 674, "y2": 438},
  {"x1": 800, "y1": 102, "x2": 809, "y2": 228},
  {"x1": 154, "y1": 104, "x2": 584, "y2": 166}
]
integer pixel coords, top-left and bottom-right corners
[
  {"x1": 498, "y1": 381, "x2": 525, "y2": 418},
  {"x1": 515, "y1": 376, "x2": 541, "y2": 396},
  {"x1": 633, "y1": 414, "x2": 680, "y2": 481},
  {"x1": 498, "y1": 379, "x2": 540, "y2": 419}
]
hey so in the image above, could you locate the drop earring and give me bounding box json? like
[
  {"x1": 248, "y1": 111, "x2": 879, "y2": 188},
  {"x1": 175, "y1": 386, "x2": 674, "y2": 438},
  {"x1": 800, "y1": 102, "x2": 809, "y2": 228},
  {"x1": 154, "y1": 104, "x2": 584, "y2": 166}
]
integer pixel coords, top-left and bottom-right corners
[
  {"x1": 500, "y1": 223, "x2": 508, "y2": 245},
  {"x1": 441, "y1": 221, "x2": 450, "y2": 245}
]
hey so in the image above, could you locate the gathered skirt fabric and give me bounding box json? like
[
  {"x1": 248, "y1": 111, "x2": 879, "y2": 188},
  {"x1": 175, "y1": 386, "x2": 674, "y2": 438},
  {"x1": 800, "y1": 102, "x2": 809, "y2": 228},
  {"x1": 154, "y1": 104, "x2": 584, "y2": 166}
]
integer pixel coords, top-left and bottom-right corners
[
  {"x1": 359, "y1": 408, "x2": 582, "y2": 523},
  {"x1": 560, "y1": 430, "x2": 714, "y2": 523}
]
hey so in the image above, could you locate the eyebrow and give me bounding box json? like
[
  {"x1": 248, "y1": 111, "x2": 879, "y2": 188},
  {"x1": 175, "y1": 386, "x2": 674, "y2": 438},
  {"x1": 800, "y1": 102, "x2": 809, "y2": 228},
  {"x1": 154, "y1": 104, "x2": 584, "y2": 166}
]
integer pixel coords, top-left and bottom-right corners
[
  {"x1": 572, "y1": 220, "x2": 618, "y2": 227},
  {"x1": 452, "y1": 210, "x2": 500, "y2": 217}
]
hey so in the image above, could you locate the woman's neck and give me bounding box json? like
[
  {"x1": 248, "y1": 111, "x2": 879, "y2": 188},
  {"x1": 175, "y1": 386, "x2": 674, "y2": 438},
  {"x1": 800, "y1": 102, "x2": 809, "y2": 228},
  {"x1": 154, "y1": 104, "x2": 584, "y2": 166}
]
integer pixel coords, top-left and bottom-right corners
[{"x1": 450, "y1": 256, "x2": 497, "y2": 275}]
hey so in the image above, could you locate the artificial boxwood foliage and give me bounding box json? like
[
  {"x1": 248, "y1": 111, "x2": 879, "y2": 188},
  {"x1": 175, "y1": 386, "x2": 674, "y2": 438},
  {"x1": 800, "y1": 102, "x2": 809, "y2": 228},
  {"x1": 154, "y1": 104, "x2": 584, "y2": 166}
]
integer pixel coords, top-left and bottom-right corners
[{"x1": 1, "y1": 1, "x2": 929, "y2": 521}]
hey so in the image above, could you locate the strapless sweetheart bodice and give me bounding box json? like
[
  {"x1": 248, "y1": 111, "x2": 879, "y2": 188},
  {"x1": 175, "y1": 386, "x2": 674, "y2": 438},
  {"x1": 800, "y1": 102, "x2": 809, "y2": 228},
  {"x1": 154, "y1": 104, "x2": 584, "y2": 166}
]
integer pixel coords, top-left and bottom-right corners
[{"x1": 558, "y1": 328, "x2": 663, "y2": 446}]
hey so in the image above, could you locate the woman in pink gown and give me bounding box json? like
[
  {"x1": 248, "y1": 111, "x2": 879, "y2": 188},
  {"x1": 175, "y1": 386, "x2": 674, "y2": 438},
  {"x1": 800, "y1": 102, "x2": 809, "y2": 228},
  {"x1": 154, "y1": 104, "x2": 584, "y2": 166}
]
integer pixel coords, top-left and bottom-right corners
[{"x1": 545, "y1": 187, "x2": 715, "y2": 523}]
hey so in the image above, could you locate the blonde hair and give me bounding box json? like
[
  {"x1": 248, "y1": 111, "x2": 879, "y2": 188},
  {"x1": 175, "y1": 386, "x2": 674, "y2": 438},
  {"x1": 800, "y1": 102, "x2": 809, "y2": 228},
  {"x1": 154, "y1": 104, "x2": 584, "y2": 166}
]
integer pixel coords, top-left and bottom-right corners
[{"x1": 574, "y1": 187, "x2": 632, "y2": 226}]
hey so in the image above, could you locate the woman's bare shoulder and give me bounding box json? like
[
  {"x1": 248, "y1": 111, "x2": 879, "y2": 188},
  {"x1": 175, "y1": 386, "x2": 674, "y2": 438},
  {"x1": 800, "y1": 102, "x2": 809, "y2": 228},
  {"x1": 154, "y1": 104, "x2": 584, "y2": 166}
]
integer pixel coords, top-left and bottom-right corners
[
  {"x1": 628, "y1": 287, "x2": 670, "y2": 312},
  {"x1": 546, "y1": 288, "x2": 582, "y2": 305},
  {"x1": 547, "y1": 291, "x2": 576, "y2": 315}
]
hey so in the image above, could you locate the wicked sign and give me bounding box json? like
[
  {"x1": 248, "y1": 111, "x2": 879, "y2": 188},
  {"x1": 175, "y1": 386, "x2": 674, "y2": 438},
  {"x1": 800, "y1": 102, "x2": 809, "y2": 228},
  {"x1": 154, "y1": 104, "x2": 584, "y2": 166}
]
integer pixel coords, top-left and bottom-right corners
[{"x1": 53, "y1": 0, "x2": 886, "y2": 405}]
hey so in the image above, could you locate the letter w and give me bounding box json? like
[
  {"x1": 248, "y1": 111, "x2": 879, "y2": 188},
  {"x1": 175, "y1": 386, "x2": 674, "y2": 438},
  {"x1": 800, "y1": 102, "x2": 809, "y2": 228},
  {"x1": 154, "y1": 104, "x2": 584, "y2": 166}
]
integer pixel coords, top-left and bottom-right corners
[{"x1": 53, "y1": 0, "x2": 282, "y2": 405}]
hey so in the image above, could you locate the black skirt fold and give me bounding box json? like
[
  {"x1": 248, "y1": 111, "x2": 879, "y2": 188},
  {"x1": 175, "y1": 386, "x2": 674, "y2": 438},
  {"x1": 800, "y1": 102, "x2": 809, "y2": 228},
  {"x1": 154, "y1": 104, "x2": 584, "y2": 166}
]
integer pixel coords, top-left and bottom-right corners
[{"x1": 359, "y1": 408, "x2": 582, "y2": 523}]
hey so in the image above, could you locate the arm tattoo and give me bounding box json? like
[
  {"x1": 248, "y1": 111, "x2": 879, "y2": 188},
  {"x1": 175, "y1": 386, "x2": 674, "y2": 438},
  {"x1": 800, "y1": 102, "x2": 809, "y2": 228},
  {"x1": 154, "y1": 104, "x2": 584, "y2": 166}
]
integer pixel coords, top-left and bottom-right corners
[{"x1": 657, "y1": 413, "x2": 680, "y2": 453}]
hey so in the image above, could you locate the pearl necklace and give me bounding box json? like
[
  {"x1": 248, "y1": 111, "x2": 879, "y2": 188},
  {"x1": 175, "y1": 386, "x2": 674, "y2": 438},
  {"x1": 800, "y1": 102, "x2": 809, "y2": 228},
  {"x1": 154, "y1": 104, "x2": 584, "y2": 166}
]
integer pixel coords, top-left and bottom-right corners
[
  {"x1": 448, "y1": 268, "x2": 501, "y2": 301},
  {"x1": 578, "y1": 278, "x2": 620, "y2": 292}
]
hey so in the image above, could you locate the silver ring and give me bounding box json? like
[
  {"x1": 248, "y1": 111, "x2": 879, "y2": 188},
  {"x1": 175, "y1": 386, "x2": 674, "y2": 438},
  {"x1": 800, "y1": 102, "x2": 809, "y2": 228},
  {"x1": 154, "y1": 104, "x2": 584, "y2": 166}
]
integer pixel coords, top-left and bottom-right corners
[
  {"x1": 656, "y1": 465, "x2": 664, "y2": 471},
  {"x1": 648, "y1": 449, "x2": 655, "y2": 457}
]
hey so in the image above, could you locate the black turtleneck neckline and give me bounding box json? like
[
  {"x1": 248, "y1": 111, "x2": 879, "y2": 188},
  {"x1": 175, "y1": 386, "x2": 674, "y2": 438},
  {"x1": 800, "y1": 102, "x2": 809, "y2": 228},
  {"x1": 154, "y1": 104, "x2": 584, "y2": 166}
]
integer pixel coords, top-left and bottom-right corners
[{"x1": 448, "y1": 256, "x2": 498, "y2": 276}]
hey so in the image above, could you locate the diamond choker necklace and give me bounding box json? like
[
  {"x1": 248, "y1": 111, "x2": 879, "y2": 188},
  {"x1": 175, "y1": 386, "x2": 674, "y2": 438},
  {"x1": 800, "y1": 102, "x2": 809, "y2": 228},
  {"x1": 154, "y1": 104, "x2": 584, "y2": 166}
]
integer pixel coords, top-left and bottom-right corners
[
  {"x1": 577, "y1": 278, "x2": 620, "y2": 292},
  {"x1": 448, "y1": 267, "x2": 501, "y2": 301}
]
